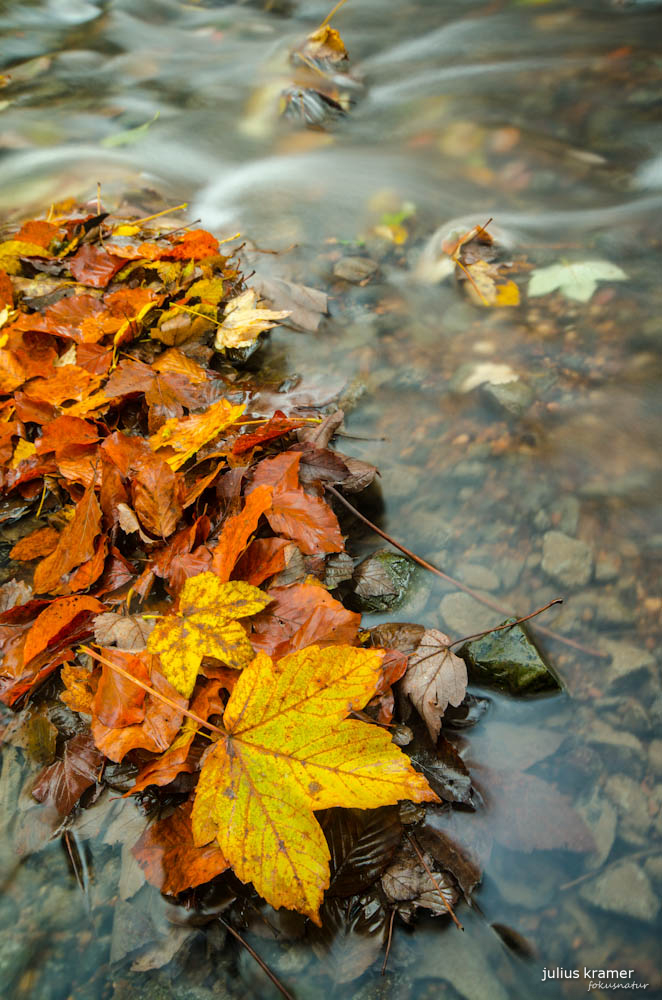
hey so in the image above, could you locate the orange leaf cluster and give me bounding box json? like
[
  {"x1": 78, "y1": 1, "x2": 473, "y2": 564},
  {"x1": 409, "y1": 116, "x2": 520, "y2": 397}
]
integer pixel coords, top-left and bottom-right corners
[{"x1": 0, "y1": 202, "x2": 436, "y2": 928}]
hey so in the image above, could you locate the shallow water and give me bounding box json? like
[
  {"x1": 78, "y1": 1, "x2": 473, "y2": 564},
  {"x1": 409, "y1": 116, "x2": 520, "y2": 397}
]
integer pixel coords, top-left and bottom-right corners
[{"x1": 1, "y1": 1, "x2": 661, "y2": 998}]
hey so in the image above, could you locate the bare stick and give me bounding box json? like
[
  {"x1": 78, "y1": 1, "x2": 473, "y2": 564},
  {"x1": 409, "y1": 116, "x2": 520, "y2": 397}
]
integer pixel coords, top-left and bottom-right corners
[
  {"x1": 448, "y1": 599, "x2": 563, "y2": 647},
  {"x1": 325, "y1": 485, "x2": 606, "y2": 659},
  {"x1": 79, "y1": 645, "x2": 225, "y2": 736},
  {"x1": 218, "y1": 916, "x2": 295, "y2": 1000},
  {"x1": 405, "y1": 832, "x2": 463, "y2": 930},
  {"x1": 381, "y1": 908, "x2": 396, "y2": 975}
]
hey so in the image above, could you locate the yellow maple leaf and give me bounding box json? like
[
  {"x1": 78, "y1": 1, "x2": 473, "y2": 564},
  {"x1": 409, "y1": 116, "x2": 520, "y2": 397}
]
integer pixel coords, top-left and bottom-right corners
[
  {"x1": 191, "y1": 645, "x2": 438, "y2": 923},
  {"x1": 149, "y1": 397, "x2": 246, "y2": 471},
  {"x1": 214, "y1": 289, "x2": 290, "y2": 351},
  {"x1": 147, "y1": 571, "x2": 270, "y2": 698}
]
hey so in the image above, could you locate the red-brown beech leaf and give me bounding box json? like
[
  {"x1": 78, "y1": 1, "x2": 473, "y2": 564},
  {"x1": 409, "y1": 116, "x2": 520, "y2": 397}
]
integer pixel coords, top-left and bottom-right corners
[
  {"x1": 32, "y1": 733, "x2": 103, "y2": 815},
  {"x1": 128, "y1": 680, "x2": 226, "y2": 795},
  {"x1": 251, "y1": 451, "x2": 344, "y2": 555},
  {"x1": 91, "y1": 652, "x2": 186, "y2": 762},
  {"x1": 251, "y1": 582, "x2": 360, "y2": 659},
  {"x1": 232, "y1": 537, "x2": 290, "y2": 587},
  {"x1": 211, "y1": 484, "x2": 273, "y2": 582},
  {"x1": 133, "y1": 801, "x2": 228, "y2": 895},
  {"x1": 232, "y1": 410, "x2": 306, "y2": 455},
  {"x1": 102, "y1": 431, "x2": 182, "y2": 539},
  {"x1": 68, "y1": 244, "x2": 126, "y2": 287},
  {"x1": 10, "y1": 525, "x2": 60, "y2": 562},
  {"x1": 23, "y1": 595, "x2": 105, "y2": 664},
  {"x1": 92, "y1": 647, "x2": 150, "y2": 729},
  {"x1": 268, "y1": 488, "x2": 344, "y2": 555},
  {"x1": 33, "y1": 484, "x2": 103, "y2": 594},
  {"x1": 131, "y1": 453, "x2": 182, "y2": 539}
]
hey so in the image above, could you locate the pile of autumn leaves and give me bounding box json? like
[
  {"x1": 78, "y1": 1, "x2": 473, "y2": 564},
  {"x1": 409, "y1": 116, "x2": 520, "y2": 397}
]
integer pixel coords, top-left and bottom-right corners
[{"x1": 0, "y1": 203, "x2": 437, "y2": 924}]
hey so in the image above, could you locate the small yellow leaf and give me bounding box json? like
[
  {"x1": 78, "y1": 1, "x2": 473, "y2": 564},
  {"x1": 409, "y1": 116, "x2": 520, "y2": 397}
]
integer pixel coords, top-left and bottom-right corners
[
  {"x1": 113, "y1": 224, "x2": 140, "y2": 236},
  {"x1": 147, "y1": 571, "x2": 270, "y2": 697},
  {"x1": 192, "y1": 645, "x2": 437, "y2": 923},
  {"x1": 0, "y1": 240, "x2": 49, "y2": 275},
  {"x1": 11, "y1": 438, "x2": 36, "y2": 468},
  {"x1": 494, "y1": 279, "x2": 520, "y2": 306}
]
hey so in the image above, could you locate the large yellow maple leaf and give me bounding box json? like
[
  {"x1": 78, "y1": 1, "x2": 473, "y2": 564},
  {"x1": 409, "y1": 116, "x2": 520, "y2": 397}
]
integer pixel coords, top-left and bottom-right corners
[
  {"x1": 192, "y1": 645, "x2": 438, "y2": 923},
  {"x1": 147, "y1": 571, "x2": 270, "y2": 697}
]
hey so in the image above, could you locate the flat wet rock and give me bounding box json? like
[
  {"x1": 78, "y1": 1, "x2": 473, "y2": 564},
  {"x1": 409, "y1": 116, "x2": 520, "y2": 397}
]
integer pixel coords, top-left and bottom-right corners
[{"x1": 459, "y1": 619, "x2": 561, "y2": 696}]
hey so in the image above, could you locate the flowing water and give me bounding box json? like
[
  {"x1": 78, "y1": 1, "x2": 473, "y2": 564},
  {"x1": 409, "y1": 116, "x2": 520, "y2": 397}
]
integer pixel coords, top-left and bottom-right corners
[{"x1": 1, "y1": 1, "x2": 662, "y2": 998}]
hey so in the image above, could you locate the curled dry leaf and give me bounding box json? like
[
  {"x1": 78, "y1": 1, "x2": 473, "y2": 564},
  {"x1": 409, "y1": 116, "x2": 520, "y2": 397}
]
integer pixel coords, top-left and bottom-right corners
[
  {"x1": 401, "y1": 628, "x2": 468, "y2": 742},
  {"x1": 192, "y1": 645, "x2": 437, "y2": 923},
  {"x1": 214, "y1": 289, "x2": 290, "y2": 351}
]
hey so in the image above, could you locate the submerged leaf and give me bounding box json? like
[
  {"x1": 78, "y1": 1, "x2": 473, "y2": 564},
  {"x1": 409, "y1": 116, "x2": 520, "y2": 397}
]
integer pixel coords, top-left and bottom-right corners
[{"x1": 528, "y1": 260, "x2": 627, "y2": 303}]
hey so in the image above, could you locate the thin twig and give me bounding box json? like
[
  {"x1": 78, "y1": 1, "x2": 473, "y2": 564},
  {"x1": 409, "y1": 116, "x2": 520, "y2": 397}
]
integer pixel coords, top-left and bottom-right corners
[
  {"x1": 325, "y1": 485, "x2": 606, "y2": 659},
  {"x1": 218, "y1": 916, "x2": 295, "y2": 1000},
  {"x1": 405, "y1": 832, "x2": 463, "y2": 929},
  {"x1": 317, "y1": 0, "x2": 350, "y2": 31},
  {"x1": 381, "y1": 908, "x2": 396, "y2": 975},
  {"x1": 78, "y1": 645, "x2": 225, "y2": 736},
  {"x1": 448, "y1": 599, "x2": 564, "y2": 648}
]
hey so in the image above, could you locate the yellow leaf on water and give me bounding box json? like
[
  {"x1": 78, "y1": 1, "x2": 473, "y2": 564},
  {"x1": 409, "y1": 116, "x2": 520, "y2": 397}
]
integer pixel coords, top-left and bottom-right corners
[
  {"x1": 147, "y1": 571, "x2": 270, "y2": 697},
  {"x1": 494, "y1": 279, "x2": 521, "y2": 306},
  {"x1": 214, "y1": 289, "x2": 290, "y2": 351},
  {"x1": 149, "y1": 397, "x2": 246, "y2": 470},
  {"x1": 191, "y1": 645, "x2": 438, "y2": 923}
]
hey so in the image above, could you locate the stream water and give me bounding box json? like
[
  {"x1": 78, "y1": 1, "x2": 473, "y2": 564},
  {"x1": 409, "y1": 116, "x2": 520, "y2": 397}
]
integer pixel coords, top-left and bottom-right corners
[{"x1": 1, "y1": 1, "x2": 661, "y2": 998}]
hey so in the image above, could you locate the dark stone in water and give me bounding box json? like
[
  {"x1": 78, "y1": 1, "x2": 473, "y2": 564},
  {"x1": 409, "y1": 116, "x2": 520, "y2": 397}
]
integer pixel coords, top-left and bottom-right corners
[{"x1": 458, "y1": 619, "x2": 561, "y2": 696}]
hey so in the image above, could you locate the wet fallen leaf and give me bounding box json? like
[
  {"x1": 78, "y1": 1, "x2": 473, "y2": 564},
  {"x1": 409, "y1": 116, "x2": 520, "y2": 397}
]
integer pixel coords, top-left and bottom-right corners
[
  {"x1": 91, "y1": 650, "x2": 187, "y2": 762},
  {"x1": 147, "y1": 571, "x2": 270, "y2": 697},
  {"x1": 149, "y1": 397, "x2": 245, "y2": 470},
  {"x1": 192, "y1": 644, "x2": 437, "y2": 923},
  {"x1": 133, "y1": 801, "x2": 228, "y2": 895},
  {"x1": 32, "y1": 484, "x2": 103, "y2": 594},
  {"x1": 211, "y1": 484, "x2": 274, "y2": 582},
  {"x1": 32, "y1": 732, "x2": 103, "y2": 814}
]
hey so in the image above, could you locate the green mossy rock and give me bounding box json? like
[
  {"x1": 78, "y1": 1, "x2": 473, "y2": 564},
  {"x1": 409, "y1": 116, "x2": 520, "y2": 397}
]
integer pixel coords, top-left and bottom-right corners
[
  {"x1": 351, "y1": 549, "x2": 415, "y2": 613},
  {"x1": 458, "y1": 618, "x2": 561, "y2": 695}
]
